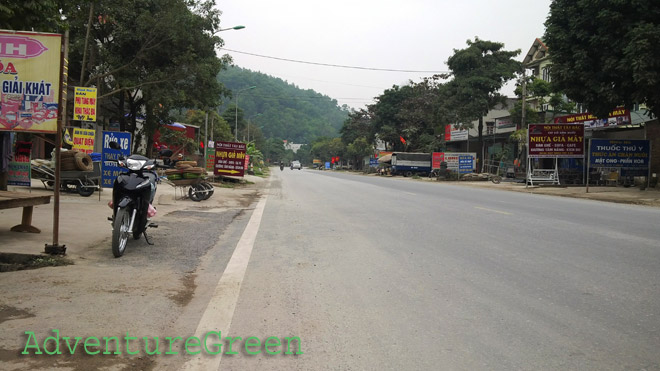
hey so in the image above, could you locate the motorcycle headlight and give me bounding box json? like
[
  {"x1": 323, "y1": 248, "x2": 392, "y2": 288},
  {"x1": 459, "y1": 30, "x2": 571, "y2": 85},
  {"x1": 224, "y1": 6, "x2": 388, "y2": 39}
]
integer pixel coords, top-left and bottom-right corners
[{"x1": 127, "y1": 159, "x2": 146, "y2": 170}]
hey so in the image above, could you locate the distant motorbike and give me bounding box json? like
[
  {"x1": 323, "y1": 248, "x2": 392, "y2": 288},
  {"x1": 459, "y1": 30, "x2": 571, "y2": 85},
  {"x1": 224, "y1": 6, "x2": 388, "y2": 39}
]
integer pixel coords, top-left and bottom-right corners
[
  {"x1": 280, "y1": 163, "x2": 284, "y2": 171},
  {"x1": 108, "y1": 141, "x2": 172, "y2": 257}
]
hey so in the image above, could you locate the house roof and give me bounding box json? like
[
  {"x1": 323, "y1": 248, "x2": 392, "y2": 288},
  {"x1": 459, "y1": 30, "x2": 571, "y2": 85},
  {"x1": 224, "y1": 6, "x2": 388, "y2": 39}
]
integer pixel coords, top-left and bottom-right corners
[{"x1": 523, "y1": 38, "x2": 549, "y2": 66}]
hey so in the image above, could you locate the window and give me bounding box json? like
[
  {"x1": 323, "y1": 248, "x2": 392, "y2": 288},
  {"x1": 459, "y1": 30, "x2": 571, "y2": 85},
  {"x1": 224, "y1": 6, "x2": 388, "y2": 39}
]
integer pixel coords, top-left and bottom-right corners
[
  {"x1": 486, "y1": 122, "x2": 495, "y2": 135},
  {"x1": 542, "y1": 67, "x2": 551, "y2": 82}
]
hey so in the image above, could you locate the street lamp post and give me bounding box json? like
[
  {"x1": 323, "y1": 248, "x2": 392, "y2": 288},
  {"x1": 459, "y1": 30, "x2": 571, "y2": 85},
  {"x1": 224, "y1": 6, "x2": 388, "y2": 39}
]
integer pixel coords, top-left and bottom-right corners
[
  {"x1": 218, "y1": 25, "x2": 246, "y2": 32},
  {"x1": 235, "y1": 86, "x2": 256, "y2": 141},
  {"x1": 247, "y1": 113, "x2": 262, "y2": 143}
]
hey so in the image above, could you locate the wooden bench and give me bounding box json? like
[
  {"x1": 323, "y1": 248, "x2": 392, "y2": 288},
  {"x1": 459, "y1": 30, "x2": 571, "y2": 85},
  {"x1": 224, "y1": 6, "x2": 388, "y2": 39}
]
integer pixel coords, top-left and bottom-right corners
[{"x1": 0, "y1": 191, "x2": 51, "y2": 233}]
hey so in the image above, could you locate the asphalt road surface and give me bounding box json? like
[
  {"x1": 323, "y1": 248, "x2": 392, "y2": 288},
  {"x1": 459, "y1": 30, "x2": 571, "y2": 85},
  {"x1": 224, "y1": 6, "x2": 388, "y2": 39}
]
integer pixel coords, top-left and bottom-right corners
[{"x1": 180, "y1": 169, "x2": 660, "y2": 371}]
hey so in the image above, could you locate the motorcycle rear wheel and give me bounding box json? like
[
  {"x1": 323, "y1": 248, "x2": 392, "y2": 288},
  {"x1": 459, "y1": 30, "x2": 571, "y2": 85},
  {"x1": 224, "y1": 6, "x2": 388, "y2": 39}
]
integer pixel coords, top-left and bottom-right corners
[{"x1": 112, "y1": 208, "x2": 131, "y2": 257}]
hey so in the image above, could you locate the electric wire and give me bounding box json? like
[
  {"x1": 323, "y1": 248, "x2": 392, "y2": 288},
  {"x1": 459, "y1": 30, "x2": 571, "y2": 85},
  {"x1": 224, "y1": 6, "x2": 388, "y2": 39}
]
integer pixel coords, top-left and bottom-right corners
[{"x1": 220, "y1": 48, "x2": 450, "y2": 74}]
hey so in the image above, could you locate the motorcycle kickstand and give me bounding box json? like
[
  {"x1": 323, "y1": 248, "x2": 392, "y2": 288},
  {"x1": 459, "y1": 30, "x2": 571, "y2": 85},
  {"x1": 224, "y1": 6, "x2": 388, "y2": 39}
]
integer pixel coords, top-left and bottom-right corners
[{"x1": 143, "y1": 230, "x2": 154, "y2": 245}]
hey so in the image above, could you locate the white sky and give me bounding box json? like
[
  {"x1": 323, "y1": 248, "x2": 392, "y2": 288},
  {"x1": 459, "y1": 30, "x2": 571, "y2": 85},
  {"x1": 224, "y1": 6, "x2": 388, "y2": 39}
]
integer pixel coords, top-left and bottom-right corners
[{"x1": 216, "y1": 0, "x2": 552, "y2": 109}]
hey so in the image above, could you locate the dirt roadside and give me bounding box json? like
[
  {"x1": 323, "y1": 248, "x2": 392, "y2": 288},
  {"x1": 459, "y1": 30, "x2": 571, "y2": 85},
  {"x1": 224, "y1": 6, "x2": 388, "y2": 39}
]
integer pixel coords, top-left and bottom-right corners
[
  {"x1": 0, "y1": 175, "x2": 266, "y2": 370},
  {"x1": 452, "y1": 180, "x2": 660, "y2": 208}
]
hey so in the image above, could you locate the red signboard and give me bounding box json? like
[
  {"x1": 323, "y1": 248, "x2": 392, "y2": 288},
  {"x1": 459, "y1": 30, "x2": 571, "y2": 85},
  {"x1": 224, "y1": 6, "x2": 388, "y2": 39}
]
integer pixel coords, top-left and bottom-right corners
[
  {"x1": 432, "y1": 152, "x2": 444, "y2": 169},
  {"x1": 528, "y1": 124, "x2": 584, "y2": 158},
  {"x1": 214, "y1": 141, "x2": 246, "y2": 177}
]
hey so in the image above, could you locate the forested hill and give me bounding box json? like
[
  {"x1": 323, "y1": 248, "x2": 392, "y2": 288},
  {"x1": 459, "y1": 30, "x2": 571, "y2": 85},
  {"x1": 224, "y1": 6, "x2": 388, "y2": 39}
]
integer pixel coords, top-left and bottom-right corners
[{"x1": 217, "y1": 66, "x2": 349, "y2": 143}]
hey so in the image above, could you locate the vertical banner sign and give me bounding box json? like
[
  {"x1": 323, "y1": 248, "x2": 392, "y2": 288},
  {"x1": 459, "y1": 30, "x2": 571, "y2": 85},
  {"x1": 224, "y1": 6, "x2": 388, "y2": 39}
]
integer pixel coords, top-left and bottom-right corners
[
  {"x1": 528, "y1": 124, "x2": 584, "y2": 158},
  {"x1": 72, "y1": 128, "x2": 95, "y2": 154},
  {"x1": 73, "y1": 87, "x2": 97, "y2": 121},
  {"x1": 101, "y1": 131, "x2": 131, "y2": 188},
  {"x1": 214, "y1": 141, "x2": 246, "y2": 177},
  {"x1": 0, "y1": 30, "x2": 62, "y2": 132},
  {"x1": 206, "y1": 143, "x2": 215, "y2": 173},
  {"x1": 245, "y1": 154, "x2": 250, "y2": 171}
]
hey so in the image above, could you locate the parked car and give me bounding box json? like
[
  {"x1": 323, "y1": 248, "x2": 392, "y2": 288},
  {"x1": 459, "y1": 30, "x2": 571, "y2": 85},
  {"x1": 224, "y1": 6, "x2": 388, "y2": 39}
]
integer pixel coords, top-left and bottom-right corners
[{"x1": 290, "y1": 161, "x2": 302, "y2": 170}]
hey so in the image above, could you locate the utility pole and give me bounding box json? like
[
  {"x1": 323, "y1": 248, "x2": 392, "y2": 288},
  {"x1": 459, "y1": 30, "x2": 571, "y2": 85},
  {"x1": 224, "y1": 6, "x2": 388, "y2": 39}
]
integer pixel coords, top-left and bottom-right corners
[{"x1": 521, "y1": 68, "x2": 527, "y2": 128}]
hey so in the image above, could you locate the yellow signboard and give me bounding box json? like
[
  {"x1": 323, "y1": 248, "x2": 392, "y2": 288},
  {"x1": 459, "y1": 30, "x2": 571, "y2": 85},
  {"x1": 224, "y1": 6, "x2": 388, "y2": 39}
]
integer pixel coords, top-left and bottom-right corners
[
  {"x1": 74, "y1": 87, "x2": 97, "y2": 121},
  {"x1": 0, "y1": 30, "x2": 62, "y2": 133},
  {"x1": 72, "y1": 128, "x2": 95, "y2": 154}
]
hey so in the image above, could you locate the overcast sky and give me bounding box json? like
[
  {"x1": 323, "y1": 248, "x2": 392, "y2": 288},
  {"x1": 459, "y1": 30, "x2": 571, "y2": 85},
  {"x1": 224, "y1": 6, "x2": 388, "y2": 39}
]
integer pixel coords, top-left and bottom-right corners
[{"x1": 216, "y1": 0, "x2": 553, "y2": 109}]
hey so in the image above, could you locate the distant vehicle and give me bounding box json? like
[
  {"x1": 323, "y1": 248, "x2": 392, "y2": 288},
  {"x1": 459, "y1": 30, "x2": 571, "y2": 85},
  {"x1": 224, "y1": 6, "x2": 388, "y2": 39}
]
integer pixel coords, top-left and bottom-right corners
[
  {"x1": 391, "y1": 152, "x2": 431, "y2": 177},
  {"x1": 290, "y1": 160, "x2": 302, "y2": 170}
]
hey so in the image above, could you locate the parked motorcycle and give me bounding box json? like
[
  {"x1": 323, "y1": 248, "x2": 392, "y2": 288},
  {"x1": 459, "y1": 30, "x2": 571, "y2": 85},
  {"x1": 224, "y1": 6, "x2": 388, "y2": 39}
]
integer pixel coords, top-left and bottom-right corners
[{"x1": 108, "y1": 141, "x2": 172, "y2": 257}]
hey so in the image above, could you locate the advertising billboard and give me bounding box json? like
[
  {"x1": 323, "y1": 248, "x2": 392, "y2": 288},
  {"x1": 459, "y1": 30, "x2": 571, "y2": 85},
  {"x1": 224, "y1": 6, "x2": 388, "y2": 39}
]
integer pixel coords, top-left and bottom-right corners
[
  {"x1": 528, "y1": 124, "x2": 584, "y2": 158},
  {"x1": 589, "y1": 139, "x2": 650, "y2": 168},
  {"x1": 0, "y1": 30, "x2": 62, "y2": 132},
  {"x1": 554, "y1": 108, "x2": 631, "y2": 130},
  {"x1": 214, "y1": 141, "x2": 246, "y2": 177}
]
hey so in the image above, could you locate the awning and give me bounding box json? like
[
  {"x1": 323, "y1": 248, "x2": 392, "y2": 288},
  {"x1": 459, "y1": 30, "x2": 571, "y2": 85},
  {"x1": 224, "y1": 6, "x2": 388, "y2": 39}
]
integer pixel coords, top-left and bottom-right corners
[{"x1": 378, "y1": 154, "x2": 392, "y2": 163}]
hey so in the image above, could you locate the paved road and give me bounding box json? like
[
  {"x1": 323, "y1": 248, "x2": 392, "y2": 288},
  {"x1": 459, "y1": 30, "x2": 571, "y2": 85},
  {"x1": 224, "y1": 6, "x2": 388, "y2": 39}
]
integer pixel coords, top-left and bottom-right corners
[{"x1": 216, "y1": 169, "x2": 660, "y2": 370}]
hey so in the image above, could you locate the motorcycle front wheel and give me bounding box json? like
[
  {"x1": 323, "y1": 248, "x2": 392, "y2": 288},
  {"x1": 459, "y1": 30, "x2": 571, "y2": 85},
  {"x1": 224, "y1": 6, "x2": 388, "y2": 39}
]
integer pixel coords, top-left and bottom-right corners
[{"x1": 112, "y1": 208, "x2": 131, "y2": 257}]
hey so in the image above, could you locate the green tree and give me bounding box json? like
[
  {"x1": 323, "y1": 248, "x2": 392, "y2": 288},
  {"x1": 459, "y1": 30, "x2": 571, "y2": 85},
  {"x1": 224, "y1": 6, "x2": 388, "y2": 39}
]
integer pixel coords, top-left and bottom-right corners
[
  {"x1": 0, "y1": 0, "x2": 65, "y2": 31},
  {"x1": 444, "y1": 38, "x2": 521, "y2": 168},
  {"x1": 371, "y1": 85, "x2": 415, "y2": 151},
  {"x1": 346, "y1": 137, "x2": 373, "y2": 170},
  {"x1": 340, "y1": 109, "x2": 374, "y2": 146},
  {"x1": 544, "y1": 0, "x2": 660, "y2": 118},
  {"x1": 61, "y1": 0, "x2": 229, "y2": 153}
]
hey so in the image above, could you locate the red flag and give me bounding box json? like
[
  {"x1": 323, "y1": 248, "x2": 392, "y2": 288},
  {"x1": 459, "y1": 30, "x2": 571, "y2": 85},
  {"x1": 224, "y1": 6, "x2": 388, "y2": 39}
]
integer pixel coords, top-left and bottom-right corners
[{"x1": 400, "y1": 136, "x2": 406, "y2": 144}]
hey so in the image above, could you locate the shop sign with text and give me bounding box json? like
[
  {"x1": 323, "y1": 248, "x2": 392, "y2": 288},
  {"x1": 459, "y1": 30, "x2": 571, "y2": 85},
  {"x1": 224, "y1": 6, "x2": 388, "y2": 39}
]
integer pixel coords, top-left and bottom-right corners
[
  {"x1": 0, "y1": 30, "x2": 61, "y2": 133},
  {"x1": 528, "y1": 124, "x2": 584, "y2": 158},
  {"x1": 589, "y1": 139, "x2": 650, "y2": 168},
  {"x1": 214, "y1": 141, "x2": 246, "y2": 177}
]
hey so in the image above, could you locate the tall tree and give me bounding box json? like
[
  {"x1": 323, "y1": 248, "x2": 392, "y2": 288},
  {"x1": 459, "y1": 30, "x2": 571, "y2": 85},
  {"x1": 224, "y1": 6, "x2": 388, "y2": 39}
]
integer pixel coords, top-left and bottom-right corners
[
  {"x1": 544, "y1": 0, "x2": 660, "y2": 118},
  {"x1": 340, "y1": 108, "x2": 374, "y2": 146},
  {"x1": 0, "y1": 0, "x2": 65, "y2": 31},
  {"x1": 61, "y1": 0, "x2": 229, "y2": 153},
  {"x1": 444, "y1": 38, "x2": 521, "y2": 169}
]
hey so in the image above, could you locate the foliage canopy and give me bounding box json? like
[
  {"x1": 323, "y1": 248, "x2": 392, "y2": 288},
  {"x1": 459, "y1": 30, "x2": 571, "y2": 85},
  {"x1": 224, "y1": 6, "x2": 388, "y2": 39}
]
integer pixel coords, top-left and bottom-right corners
[{"x1": 544, "y1": 0, "x2": 660, "y2": 118}]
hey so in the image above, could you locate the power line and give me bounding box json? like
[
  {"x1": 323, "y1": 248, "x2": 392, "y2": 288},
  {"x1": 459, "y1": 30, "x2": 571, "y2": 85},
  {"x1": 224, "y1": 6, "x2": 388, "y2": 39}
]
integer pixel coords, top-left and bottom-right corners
[{"x1": 220, "y1": 48, "x2": 450, "y2": 74}]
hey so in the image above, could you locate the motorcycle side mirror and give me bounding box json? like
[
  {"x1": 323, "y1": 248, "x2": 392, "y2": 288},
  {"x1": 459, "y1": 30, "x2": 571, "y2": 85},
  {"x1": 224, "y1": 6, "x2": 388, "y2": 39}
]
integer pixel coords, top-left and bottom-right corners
[
  {"x1": 159, "y1": 149, "x2": 173, "y2": 157},
  {"x1": 109, "y1": 141, "x2": 121, "y2": 150}
]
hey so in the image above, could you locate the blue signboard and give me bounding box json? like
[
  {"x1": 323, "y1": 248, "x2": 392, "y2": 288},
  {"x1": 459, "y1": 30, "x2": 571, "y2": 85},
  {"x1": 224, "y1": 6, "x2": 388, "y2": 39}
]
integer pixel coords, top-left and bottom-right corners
[
  {"x1": 369, "y1": 158, "x2": 379, "y2": 167},
  {"x1": 325, "y1": 162, "x2": 331, "y2": 169},
  {"x1": 101, "y1": 131, "x2": 131, "y2": 188},
  {"x1": 458, "y1": 155, "x2": 473, "y2": 174},
  {"x1": 589, "y1": 139, "x2": 650, "y2": 168}
]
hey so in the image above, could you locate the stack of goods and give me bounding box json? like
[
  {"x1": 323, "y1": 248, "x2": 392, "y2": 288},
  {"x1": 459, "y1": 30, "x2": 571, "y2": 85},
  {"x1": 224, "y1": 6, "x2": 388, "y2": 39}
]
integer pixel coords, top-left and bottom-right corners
[
  {"x1": 60, "y1": 150, "x2": 94, "y2": 171},
  {"x1": 166, "y1": 161, "x2": 205, "y2": 180}
]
